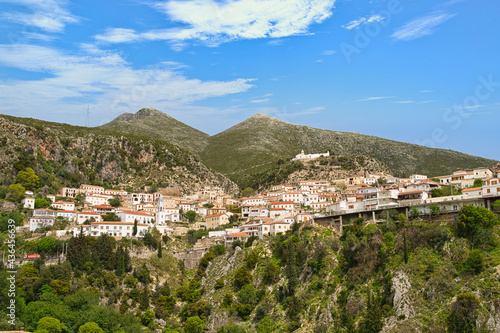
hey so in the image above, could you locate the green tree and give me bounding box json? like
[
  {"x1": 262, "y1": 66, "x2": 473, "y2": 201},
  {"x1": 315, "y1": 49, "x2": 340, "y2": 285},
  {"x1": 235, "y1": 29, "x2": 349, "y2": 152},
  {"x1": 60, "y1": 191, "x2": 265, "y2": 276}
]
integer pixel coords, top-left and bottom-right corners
[
  {"x1": 473, "y1": 179, "x2": 483, "y2": 187},
  {"x1": 257, "y1": 316, "x2": 274, "y2": 333},
  {"x1": 359, "y1": 290, "x2": 383, "y2": 333},
  {"x1": 447, "y1": 293, "x2": 480, "y2": 333},
  {"x1": 79, "y1": 322, "x2": 103, "y2": 333},
  {"x1": 74, "y1": 193, "x2": 85, "y2": 206},
  {"x1": 410, "y1": 207, "x2": 420, "y2": 219},
  {"x1": 37, "y1": 237, "x2": 57, "y2": 254},
  {"x1": 233, "y1": 267, "x2": 252, "y2": 290},
  {"x1": 7, "y1": 183, "x2": 25, "y2": 202},
  {"x1": 132, "y1": 219, "x2": 138, "y2": 236},
  {"x1": 184, "y1": 316, "x2": 204, "y2": 333},
  {"x1": 466, "y1": 249, "x2": 484, "y2": 274},
  {"x1": 108, "y1": 196, "x2": 121, "y2": 208},
  {"x1": 457, "y1": 205, "x2": 499, "y2": 245},
  {"x1": 139, "y1": 287, "x2": 150, "y2": 310},
  {"x1": 102, "y1": 212, "x2": 121, "y2": 221},
  {"x1": 229, "y1": 214, "x2": 239, "y2": 224},
  {"x1": 492, "y1": 199, "x2": 500, "y2": 211},
  {"x1": 403, "y1": 229, "x2": 409, "y2": 264},
  {"x1": 35, "y1": 317, "x2": 67, "y2": 333},
  {"x1": 430, "y1": 204, "x2": 440, "y2": 216},
  {"x1": 262, "y1": 262, "x2": 279, "y2": 285},
  {"x1": 241, "y1": 187, "x2": 255, "y2": 198},
  {"x1": 185, "y1": 210, "x2": 197, "y2": 223},
  {"x1": 16, "y1": 167, "x2": 39, "y2": 191},
  {"x1": 237, "y1": 284, "x2": 257, "y2": 305},
  {"x1": 157, "y1": 240, "x2": 163, "y2": 258}
]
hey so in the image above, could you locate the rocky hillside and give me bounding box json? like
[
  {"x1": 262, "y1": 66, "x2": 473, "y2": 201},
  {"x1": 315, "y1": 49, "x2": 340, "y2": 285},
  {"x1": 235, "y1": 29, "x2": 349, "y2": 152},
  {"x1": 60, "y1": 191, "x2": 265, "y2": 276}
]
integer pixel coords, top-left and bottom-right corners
[
  {"x1": 99, "y1": 108, "x2": 210, "y2": 155},
  {"x1": 100, "y1": 110, "x2": 496, "y2": 188},
  {"x1": 234, "y1": 154, "x2": 391, "y2": 191},
  {"x1": 201, "y1": 113, "x2": 496, "y2": 181},
  {"x1": 0, "y1": 115, "x2": 238, "y2": 195}
]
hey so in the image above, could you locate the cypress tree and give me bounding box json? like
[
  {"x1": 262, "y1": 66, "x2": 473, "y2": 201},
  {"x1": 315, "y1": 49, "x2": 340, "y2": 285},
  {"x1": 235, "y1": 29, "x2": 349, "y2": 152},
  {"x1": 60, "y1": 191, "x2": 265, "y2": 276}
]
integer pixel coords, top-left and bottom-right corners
[
  {"x1": 403, "y1": 229, "x2": 408, "y2": 264},
  {"x1": 158, "y1": 240, "x2": 162, "y2": 258},
  {"x1": 140, "y1": 286, "x2": 149, "y2": 310},
  {"x1": 132, "y1": 219, "x2": 138, "y2": 236}
]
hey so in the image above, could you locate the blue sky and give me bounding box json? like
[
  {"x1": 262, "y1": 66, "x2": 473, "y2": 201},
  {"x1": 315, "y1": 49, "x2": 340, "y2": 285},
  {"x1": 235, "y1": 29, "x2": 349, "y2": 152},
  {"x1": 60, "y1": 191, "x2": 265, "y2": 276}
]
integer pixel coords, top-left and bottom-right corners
[{"x1": 0, "y1": 0, "x2": 499, "y2": 160}]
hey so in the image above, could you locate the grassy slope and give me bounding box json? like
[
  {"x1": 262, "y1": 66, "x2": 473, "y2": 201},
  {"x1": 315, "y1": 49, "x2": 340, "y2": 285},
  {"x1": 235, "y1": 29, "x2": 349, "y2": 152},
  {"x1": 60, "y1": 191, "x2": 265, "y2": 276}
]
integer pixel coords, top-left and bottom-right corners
[
  {"x1": 201, "y1": 113, "x2": 496, "y2": 180},
  {"x1": 99, "y1": 108, "x2": 210, "y2": 155},
  {"x1": 0, "y1": 114, "x2": 238, "y2": 194}
]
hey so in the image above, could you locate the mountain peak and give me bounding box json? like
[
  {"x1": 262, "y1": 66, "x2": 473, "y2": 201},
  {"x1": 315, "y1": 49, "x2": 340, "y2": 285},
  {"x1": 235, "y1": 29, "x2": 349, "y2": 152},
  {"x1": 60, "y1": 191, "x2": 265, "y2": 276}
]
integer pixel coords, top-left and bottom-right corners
[{"x1": 135, "y1": 107, "x2": 168, "y2": 118}]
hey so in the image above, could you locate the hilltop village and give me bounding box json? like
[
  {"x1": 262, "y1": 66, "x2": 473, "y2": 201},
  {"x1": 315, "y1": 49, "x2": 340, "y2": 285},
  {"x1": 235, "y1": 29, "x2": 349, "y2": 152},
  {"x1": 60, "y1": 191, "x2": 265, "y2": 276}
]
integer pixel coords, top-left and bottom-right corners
[{"x1": 22, "y1": 151, "x2": 500, "y2": 249}]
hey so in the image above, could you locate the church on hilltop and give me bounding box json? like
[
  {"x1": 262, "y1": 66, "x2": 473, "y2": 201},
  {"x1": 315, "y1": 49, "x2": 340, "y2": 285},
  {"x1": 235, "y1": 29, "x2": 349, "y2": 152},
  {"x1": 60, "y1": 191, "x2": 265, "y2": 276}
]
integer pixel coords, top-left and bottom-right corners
[{"x1": 292, "y1": 150, "x2": 330, "y2": 161}]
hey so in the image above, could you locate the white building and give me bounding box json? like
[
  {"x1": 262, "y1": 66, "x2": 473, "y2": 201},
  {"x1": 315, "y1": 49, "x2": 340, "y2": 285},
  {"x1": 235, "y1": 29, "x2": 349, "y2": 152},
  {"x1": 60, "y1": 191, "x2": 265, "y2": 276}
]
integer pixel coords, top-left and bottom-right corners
[
  {"x1": 22, "y1": 197, "x2": 35, "y2": 209},
  {"x1": 80, "y1": 184, "x2": 105, "y2": 195},
  {"x1": 410, "y1": 174, "x2": 428, "y2": 183},
  {"x1": 87, "y1": 221, "x2": 149, "y2": 237},
  {"x1": 85, "y1": 194, "x2": 111, "y2": 206},
  {"x1": 281, "y1": 192, "x2": 304, "y2": 204},
  {"x1": 224, "y1": 232, "x2": 251, "y2": 246},
  {"x1": 155, "y1": 196, "x2": 180, "y2": 224},
  {"x1": 116, "y1": 210, "x2": 155, "y2": 225},
  {"x1": 29, "y1": 216, "x2": 55, "y2": 231},
  {"x1": 56, "y1": 210, "x2": 75, "y2": 221},
  {"x1": 76, "y1": 211, "x2": 103, "y2": 224},
  {"x1": 51, "y1": 201, "x2": 75, "y2": 211},
  {"x1": 292, "y1": 150, "x2": 330, "y2": 161},
  {"x1": 483, "y1": 178, "x2": 500, "y2": 197}
]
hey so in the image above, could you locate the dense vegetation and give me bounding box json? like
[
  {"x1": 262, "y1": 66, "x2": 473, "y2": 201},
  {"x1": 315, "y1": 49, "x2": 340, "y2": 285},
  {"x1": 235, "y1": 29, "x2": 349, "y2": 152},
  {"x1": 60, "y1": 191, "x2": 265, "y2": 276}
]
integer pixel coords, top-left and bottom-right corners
[
  {"x1": 3, "y1": 205, "x2": 497, "y2": 332},
  {"x1": 0, "y1": 115, "x2": 238, "y2": 194}
]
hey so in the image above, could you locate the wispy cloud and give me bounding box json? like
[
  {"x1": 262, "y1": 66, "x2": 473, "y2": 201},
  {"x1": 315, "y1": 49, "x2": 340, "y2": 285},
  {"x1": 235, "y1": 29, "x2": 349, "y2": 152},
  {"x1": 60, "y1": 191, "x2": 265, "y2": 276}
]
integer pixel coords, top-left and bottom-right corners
[
  {"x1": 352, "y1": 96, "x2": 395, "y2": 103},
  {"x1": 0, "y1": 44, "x2": 255, "y2": 124},
  {"x1": 420, "y1": 90, "x2": 434, "y2": 93},
  {"x1": 0, "y1": 0, "x2": 78, "y2": 33},
  {"x1": 322, "y1": 50, "x2": 336, "y2": 55},
  {"x1": 391, "y1": 12, "x2": 456, "y2": 41},
  {"x1": 393, "y1": 100, "x2": 415, "y2": 104},
  {"x1": 95, "y1": 0, "x2": 336, "y2": 46},
  {"x1": 251, "y1": 98, "x2": 270, "y2": 103},
  {"x1": 342, "y1": 14, "x2": 385, "y2": 30}
]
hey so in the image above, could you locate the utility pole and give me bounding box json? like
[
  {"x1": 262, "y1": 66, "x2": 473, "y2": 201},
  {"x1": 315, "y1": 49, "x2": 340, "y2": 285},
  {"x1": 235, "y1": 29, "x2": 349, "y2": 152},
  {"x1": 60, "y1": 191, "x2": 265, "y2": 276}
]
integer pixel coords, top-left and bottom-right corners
[{"x1": 85, "y1": 105, "x2": 90, "y2": 127}]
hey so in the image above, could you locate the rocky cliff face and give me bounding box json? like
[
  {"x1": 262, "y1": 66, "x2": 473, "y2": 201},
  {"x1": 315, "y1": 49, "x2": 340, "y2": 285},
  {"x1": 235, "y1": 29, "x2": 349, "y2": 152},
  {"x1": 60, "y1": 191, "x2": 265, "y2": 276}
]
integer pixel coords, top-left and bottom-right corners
[{"x1": 0, "y1": 115, "x2": 238, "y2": 194}]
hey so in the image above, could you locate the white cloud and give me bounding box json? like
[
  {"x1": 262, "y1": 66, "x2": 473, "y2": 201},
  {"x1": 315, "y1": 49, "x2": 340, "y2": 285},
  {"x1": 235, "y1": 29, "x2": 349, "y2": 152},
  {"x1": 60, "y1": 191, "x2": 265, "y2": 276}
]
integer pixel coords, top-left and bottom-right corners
[
  {"x1": 0, "y1": 44, "x2": 255, "y2": 124},
  {"x1": 251, "y1": 98, "x2": 270, "y2": 103},
  {"x1": 95, "y1": 28, "x2": 140, "y2": 43},
  {"x1": 391, "y1": 12, "x2": 456, "y2": 41},
  {"x1": 393, "y1": 100, "x2": 415, "y2": 104},
  {"x1": 420, "y1": 90, "x2": 433, "y2": 93},
  {"x1": 0, "y1": 0, "x2": 78, "y2": 33},
  {"x1": 95, "y1": 0, "x2": 336, "y2": 45},
  {"x1": 353, "y1": 96, "x2": 395, "y2": 102},
  {"x1": 342, "y1": 14, "x2": 385, "y2": 30},
  {"x1": 322, "y1": 50, "x2": 336, "y2": 55}
]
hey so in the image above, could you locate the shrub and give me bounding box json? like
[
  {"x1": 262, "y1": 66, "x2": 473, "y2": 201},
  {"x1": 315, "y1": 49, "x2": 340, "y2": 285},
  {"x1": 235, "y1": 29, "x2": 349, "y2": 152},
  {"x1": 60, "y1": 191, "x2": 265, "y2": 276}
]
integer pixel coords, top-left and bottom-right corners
[{"x1": 447, "y1": 293, "x2": 480, "y2": 333}]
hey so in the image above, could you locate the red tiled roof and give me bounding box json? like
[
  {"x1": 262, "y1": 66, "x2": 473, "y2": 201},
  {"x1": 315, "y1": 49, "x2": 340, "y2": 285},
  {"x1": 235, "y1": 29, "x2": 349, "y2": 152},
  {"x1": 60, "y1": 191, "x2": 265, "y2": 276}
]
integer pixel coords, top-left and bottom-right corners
[
  {"x1": 462, "y1": 187, "x2": 482, "y2": 192},
  {"x1": 226, "y1": 232, "x2": 250, "y2": 236}
]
